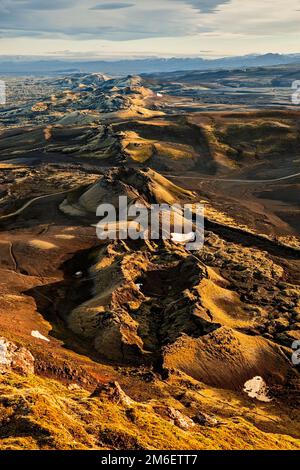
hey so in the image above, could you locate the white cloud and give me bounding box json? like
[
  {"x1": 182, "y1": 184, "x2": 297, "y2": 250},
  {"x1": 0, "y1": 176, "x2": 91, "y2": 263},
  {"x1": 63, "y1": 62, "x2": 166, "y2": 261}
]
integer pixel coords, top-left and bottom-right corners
[{"x1": 0, "y1": 0, "x2": 299, "y2": 57}]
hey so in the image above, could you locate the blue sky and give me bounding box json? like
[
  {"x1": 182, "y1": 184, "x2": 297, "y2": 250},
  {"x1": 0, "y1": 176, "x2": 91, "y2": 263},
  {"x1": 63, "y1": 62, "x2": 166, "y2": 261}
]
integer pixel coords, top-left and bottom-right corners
[{"x1": 0, "y1": 0, "x2": 300, "y2": 58}]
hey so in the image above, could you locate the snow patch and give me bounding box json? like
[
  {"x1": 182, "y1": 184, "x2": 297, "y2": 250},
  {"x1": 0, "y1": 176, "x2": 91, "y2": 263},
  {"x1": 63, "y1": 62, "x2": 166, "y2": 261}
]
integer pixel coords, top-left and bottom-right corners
[
  {"x1": 171, "y1": 232, "x2": 196, "y2": 243},
  {"x1": 244, "y1": 376, "x2": 272, "y2": 402},
  {"x1": 31, "y1": 331, "x2": 50, "y2": 342}
]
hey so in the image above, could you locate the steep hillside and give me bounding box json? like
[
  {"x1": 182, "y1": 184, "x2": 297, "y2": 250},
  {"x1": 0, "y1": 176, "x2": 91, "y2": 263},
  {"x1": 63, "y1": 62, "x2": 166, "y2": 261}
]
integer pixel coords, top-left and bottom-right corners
[{"x1": 0, "y1": 167, "x2": 299, "y2": 450}]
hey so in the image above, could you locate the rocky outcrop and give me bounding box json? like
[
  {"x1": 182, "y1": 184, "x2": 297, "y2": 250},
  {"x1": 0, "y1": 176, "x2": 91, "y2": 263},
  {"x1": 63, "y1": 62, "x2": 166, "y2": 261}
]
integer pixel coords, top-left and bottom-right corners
[
  {"x1": 91, "y1": 381, "x2": 134, "y2": 407},
  {"x1": 0, "y1": 338, "x2": 34, "y2": 375},
  {"x1": 193, "y1": 411, "x2": 219, "y2": 427},
  {"x1": 153, "y1": 406, "x2": 195, "y2": 430}
]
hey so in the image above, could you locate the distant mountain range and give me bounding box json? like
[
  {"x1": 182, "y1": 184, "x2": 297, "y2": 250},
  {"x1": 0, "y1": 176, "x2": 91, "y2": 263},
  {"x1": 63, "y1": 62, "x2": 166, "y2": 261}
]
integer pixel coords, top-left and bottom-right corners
[{"x1": 0, "y1": 53, "x2": 300, "y2": 75}]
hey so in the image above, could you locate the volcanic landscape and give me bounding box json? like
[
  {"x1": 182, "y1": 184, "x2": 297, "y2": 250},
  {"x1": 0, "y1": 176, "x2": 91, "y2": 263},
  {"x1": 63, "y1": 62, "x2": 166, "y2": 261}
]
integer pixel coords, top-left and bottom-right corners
[{"x1": 0, "y1": 69, "x2": 299, "y2": 450}]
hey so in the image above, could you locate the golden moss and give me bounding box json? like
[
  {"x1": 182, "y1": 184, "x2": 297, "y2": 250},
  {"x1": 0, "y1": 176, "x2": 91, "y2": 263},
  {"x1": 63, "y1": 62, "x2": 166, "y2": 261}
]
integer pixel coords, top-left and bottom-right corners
[{"x1": 0, "y1": 372, "x2": 299, "y2": 450}]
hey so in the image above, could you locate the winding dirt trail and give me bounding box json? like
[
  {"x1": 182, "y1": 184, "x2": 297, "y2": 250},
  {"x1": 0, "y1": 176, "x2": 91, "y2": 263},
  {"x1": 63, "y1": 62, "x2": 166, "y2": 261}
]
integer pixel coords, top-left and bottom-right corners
[
  {"x1": 0, "y1": 186, "x2": 80, "y2": 221},
  {"x1": 164, "y1": 172, "x2": 300, "y2": 184}
]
